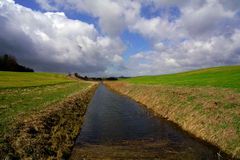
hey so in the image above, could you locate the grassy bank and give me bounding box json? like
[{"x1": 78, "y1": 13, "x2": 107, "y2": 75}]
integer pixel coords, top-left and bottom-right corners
[
  {"x1": 0, "y1": 71, "x2": 97, "y2": 159},
  {"x1": 106, "y1": 65, "x2": 240, "y2": 158}
]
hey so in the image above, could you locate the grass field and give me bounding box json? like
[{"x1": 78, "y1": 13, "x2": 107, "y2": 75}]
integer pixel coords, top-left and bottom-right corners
[
  {"x1": 122, "y1": 65, "x2": 240, "y2": 90},
  {"x1": 0, "y1": 72, "x2": 91, "y2": 136},
  {"x1": 0, "y1": 72, "x2": 75, "y2": 89},
  {"x1": 106, "y1": 65, "x2": 240, "y2": 158}
]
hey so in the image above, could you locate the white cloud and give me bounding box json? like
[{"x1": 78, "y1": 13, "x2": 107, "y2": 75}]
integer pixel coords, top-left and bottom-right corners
[
  {"x1": 36, "y1": 0, "x2": 141, "y2": 36},
  {"x1": 34, "y1": 0, "x2": 240, "y2": 40},
  {"x1": 35, "y1": 0, "x2": 57, "y2": 11},
  {"x1": 126, "y1": 29, "x2": 240, "y2": 76},
  {"x1": 130, "y1": 17, "x2": 185, "y2": 42},
  {"x1": 219, "y1": 0, "x2": 240, "y2": 12},
  {"x1": 0, "y1": 0, "x2": 125, "y2": 73},
  {"x1": 124, "y1": 0, "x2": 240, "y2": 76},
  {"x1": 181, "y1": 0, "x2": 235, "y2": 38}
]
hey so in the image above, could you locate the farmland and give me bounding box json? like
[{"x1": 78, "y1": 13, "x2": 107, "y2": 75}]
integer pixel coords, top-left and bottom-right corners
[
  {"x1": 0, "y1": 72, "x2": 97, "y2": 159},
  {"x1": 0, "y1": 72, "x2": 91, "y2": 134},
  {"x1": 122, "y1": 65, "x2": 240, "y2": 90}
]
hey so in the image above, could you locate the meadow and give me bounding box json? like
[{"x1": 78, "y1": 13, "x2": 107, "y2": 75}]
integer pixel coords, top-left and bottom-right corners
[
  {"x1": 0, "y1": 72, "x2": 75, "y2": 89},
  {"x1": 122, "y1": 65, "x2": 240, "y2": 90},
  {"x1": 0, "y1": 72, "x2": 90, "y2": 136},
  {"x1": 106, "y1": 65, "x2": 240, "y2": 158}
]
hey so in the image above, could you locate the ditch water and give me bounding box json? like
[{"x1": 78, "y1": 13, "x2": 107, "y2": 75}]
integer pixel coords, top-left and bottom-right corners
[{"x1": 70, "y1": 84, "x2": 229, "y2": 159}]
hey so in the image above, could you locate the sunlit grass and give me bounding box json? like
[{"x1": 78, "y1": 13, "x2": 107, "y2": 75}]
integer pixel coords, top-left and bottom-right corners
[
  {"x1": 122, "y1": 65, "x2": 240, "y2": 90},
  {"x1": 0, "y1": 71, "x2": 75, "y2": 89}
]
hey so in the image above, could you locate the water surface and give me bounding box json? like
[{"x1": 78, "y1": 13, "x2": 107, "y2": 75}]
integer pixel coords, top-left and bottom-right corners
[{"x1": 71, "y1": 84, "x2": 227, "y2": 159}]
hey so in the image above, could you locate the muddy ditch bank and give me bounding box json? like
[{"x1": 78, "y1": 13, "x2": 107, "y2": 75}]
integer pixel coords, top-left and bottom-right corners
[
  {"x1": 0, "y1": 83, "x2": 98, "y2": 160},
  {"x1": 105, "y1": 82, "x2": 240, "y2": 159}
]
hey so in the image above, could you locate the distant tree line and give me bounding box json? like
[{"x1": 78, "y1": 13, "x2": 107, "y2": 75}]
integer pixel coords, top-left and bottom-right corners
[
  {"x1": 0, "y1": 54, "x2": 34, "y2": 72},
  {"x1": 69, "y1": 73, "x2": 119, "y2": 81}
]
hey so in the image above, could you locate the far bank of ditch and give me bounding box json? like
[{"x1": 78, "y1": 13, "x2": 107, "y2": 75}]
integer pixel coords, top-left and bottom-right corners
[
  {"x1": 0, "y1": 83, "x2": 98, "y2": 160},
  {"x1": 105, "y1": 82, "x2": 240, "y2": 159}
]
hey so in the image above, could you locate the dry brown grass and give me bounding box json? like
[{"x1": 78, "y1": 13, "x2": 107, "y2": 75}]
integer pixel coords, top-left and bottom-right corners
[
  {"x1": 105, "y1": 82, "x2": 240, "y2": 158},
  {"x1": 0, "y1": 84, "x2": 98, "y2": 160}
]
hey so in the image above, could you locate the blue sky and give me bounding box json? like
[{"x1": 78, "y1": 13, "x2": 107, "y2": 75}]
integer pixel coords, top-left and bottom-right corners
[
  {"x1": 15, "y1": 0, "x2": 40, "y2": 10},
  {"x1": 0, "y1": 0, "x2": 240, "y2": 76},
  {"x1": 121, "y1": 30, "x2": 151, "y2": 59}
]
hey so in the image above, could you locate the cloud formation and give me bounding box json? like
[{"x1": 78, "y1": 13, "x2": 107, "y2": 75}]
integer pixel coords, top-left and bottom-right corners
[
  {"x1": 0, "y1": 0, "x2": 125, "y2": 74},
  {"x1": 0, "y1": 0, "x2": 240, "y2": 76},
  {"x1": 122, "y1": 0, "x2": 240, "y2": 75},
  {"x1": 36, "y1": 0, "x2": 141, "y2": 36},
  {"x1": 127, "y1": 29, "x2": 240, "y2": 76}
]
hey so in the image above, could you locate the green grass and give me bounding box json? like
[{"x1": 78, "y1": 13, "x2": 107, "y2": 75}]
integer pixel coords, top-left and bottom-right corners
[
  {"x1": 122, "y1": 65, "x2": 240, "y2": 90},
  {"x1": 0, "y1": 72, "x2": 90, "y2": 135},
  {"x1": 0, "y1": 72, "x2": 75, "y2": 89}
]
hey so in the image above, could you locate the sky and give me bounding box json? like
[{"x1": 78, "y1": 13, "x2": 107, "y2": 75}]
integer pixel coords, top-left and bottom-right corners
[{"x1": 0, "y1": 0, "x2": 240, "y2": 76}]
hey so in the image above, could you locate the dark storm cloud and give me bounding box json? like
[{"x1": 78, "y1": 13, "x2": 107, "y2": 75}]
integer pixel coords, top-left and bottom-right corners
[{"x1": 0, "y1": 16, "x2": 35, "y2": 59}]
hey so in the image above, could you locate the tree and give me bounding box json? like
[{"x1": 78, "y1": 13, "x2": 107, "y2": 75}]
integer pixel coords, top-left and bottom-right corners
[{"x1": 0, "y1": 54, "x2": 34, "y2": 72}]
